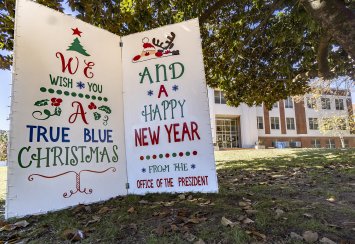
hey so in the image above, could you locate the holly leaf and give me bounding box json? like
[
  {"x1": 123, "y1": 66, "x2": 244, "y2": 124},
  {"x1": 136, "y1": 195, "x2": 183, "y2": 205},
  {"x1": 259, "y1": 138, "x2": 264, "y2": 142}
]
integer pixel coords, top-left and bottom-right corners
[
  {"x1": 34, "y1": 99, "x2": 49, "y2": 106},
  {"x1": 93, "y1": 112, "x2": 101, "y2": 120},
  {"x1": 55, "y1": 107, "x2": 62, "y2": 116},
  {"x1": 98, "y1": 105, "x2": 111, "y2": 114}
]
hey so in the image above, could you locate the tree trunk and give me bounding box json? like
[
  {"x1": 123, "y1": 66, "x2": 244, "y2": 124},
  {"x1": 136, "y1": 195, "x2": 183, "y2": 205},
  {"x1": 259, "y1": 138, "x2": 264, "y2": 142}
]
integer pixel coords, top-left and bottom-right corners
[
  {"x1": 301, "y1": 0, "x2": 355, "y2": 60},
  {"x1": 340, "y1": 136, "x2": 345, "y2": 149}
]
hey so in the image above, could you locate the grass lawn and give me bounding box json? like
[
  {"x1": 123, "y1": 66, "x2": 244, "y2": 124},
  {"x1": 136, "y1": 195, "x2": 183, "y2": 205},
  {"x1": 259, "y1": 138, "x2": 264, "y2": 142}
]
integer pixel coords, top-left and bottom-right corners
[{"x1": 0, "y1": 148, "x2": 354, "y2": 243}]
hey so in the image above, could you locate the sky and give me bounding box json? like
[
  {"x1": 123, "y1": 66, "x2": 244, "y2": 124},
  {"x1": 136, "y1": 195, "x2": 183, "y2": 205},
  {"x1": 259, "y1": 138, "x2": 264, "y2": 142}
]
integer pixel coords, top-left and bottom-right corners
[{"x1": 0, "y1": 4, "x2": 354, "y2": 131}]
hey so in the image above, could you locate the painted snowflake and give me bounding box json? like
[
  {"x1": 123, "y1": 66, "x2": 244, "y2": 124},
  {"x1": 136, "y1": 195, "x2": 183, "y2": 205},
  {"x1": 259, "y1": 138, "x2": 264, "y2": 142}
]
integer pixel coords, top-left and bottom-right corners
[
  {"x1": 172, "y1": 85, "x2": 179, "y2": 91},
  {"x1": 141, "y1": 168, "x2": 146, "y2": 173},
  {"x1": 147, "y1": 90, "x2": 154, "y2": 96},
  {"x1": 76, "y1": 81, "x2": 85, "y2": 89},
  {"x1": 191, "y1": 164, "x2": 196, "y2": 169}
]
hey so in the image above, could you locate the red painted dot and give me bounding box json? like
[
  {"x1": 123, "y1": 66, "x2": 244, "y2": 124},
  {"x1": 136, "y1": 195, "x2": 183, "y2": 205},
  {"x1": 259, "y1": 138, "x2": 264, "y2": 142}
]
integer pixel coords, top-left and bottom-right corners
[
  {"x1": 179, "y1": 152, "x2": 184, "y2": 157},
  {"x1": 193, "y1": 151, "x2": 197, "y2": 155},
  {"x1": 152, "y1": 155, "x2": 157, "y2": 159},
  {"x1": 165, "y1": 153, "x2": 170, "y2": 158},
  {"x1": 140, "y1": 156, "x2": 144, "y2": 160}
]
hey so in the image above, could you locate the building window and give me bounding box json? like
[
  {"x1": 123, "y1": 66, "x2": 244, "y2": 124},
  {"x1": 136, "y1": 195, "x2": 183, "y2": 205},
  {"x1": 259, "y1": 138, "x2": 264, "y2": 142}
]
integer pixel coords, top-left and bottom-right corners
[
  {"x1": 344, "y1": 139, "x2": 349, "y2": 148},
  {"x1": 257, "y1": 116, "x2": 263, "y2": 129},
  {"x1": 307, "y1": 97, "x2": 316, "y2": 109},
  {"x1": 309, "y1": 118, "x2": 318, "y2": 130},
  {"x1": 311, "y1": 139, "x2": 321, "y2": 148},
  {"x1": 284, "y1": 97, "x2": 293, "y2": 108},
  {"x1": 286, "y1": 117, "x2": 295, "y2": 130},
  {"x1": 272, "y1": 102, "x2": 278, "y2": 108},
  {"x1": 270, "y1": 117, "x2": 280, "y2": 130},
  {"x1": 326, "y1": 139, "x2": 336, "y2": 149},
  {"x1": 321, "y1": 98, "x2": 331, "y2": 110},
  {"x1": 335, "y1": 99, "x2": 344, "y2": 110},
  {"x1": 214, "y1": 90, "x2": 226, "y2": 104}
]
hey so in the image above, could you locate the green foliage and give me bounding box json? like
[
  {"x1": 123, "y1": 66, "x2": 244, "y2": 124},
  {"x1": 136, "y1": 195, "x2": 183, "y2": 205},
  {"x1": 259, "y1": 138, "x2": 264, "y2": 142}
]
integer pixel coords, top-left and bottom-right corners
[
  {"x1": 34, "y1": 99, "x2": 49, "y2": 106},
  {"x1": 1, "y1": 0, "x2": 353, "y2": 107},
  {"x1": 0, "y1": 131, "x2": 8, "y2": 161},
  {"x1": 98, "y1": 105, "x2": 111, "y2": 114},
  {"x1": 93, "y1": 111, "x2": 101, "y2": 120}
]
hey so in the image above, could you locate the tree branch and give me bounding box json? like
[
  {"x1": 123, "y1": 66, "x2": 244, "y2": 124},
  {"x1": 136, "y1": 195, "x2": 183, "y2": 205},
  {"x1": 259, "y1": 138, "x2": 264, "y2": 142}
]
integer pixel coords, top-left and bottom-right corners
[
  {"x1": 244, "y1": 0, "x2": 284, "y2": 45},
  {"x1": 199, "y1": 0, "x2": 233, "y2": 24},
  {"x1": 317, "y1": 33, "x2": 332, "y2": 78},
  {"x1": 301, "y1": 0, "x2": 355, "y2": 60}
]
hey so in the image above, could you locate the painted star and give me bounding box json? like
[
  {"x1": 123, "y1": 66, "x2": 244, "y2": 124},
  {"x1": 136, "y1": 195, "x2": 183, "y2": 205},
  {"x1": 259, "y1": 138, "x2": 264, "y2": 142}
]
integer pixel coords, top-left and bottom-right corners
[
  {"x1": 172, "y1": 85, "x2": 179, "y2": 91},
  {"x1": 72, "y1": 27, "x2": 82, "y2": 37},
  {"x1": 147, "y1": 90, "x2": 154, "y2": 96},
  {"x1": 191, "y1": 164, "x2": 196, "y2": 169},
  {"x1": 76, "y1": 81, "x2": 85, "y2": 89},
  {"x1": 142, "y1": 168, "x2": 146, "y2": 173}
]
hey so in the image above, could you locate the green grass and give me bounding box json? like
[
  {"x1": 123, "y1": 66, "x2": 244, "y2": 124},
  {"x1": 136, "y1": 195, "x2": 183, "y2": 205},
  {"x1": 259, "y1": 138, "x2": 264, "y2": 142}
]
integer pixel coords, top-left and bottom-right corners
[{"x1": 0, "y1": 148, "x2": 354, "y2": 243}]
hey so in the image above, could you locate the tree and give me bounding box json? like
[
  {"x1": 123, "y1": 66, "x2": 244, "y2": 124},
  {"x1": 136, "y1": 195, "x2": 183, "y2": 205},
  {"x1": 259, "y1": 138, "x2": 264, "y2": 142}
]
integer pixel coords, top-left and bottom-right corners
[
  {"x1": 299, "y1": 76, "x2": 354, "y2": 149},
  {"x1": 1, "y1": 0, "x2": 354, "y2": 108},
  {"x1": 319, "y1": 115, "x2": 353, "y2": 148},
  {"x1": 67, "y1": 37, "x2": 90, "y2": 56},
  {"x1": 0, "y1": 131, "x2": 8, "y2": 161}
]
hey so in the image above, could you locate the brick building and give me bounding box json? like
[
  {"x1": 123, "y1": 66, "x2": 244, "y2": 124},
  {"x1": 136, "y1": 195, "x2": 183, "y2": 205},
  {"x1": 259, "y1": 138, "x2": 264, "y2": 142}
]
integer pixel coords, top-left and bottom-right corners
[{"x1": 208, "y1": 88, "x2": 355, "y2": 149}]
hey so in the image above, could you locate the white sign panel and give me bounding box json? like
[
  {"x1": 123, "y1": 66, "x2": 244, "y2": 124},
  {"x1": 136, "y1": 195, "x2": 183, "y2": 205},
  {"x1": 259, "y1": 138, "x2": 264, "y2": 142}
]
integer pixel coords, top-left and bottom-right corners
[
  {"x1": 6, "y1": 0, "x2": 127, "y2": 218},
  {"x1": 122, "y1": 19, "x2": 218, "y2": 194}
]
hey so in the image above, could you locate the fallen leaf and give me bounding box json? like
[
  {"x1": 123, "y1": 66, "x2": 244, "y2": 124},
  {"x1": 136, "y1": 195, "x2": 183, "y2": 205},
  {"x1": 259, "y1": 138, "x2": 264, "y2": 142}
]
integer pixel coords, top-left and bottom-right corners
[
  {"x1": 127, "y1": 207, "x2": 135, "y2": 213},
  {"x1": 0, "y1": 224, "x2": 16, "y2": 232},
  {"x1": 326, "y1": 197, "x2": 336, "y2": 202},
  {"x1": 194, "y1": 238, "x2": 206, "y2": 244},
  {"x1": 242, "y1": 218, "x2": 254, "y2": 224},
  {"x1": 98, "y1": 206, "x2": 110, "y2": 214},
  {"x1": 85, "y1": 216, "x2": 101, "y2": 227},
  {"x1": 71, "y1": 230, "x2": 85, "y2": 242},
  {"x1": 302, "y1": 231, "x2": 318, "y2": 243},
  {"x1": 342, "y1": 221, "x2": 355, "y2": 226},
  {"x1": 275, "y1": 209, "x2": 284, "y2": 219},
  {"x1": 245, "y1": 209, "x2": 258, "y2": 215},
  {"x1": 246, "y1": 230, "x2": 266, "y2": 240},
  {"x1": 184, "y1": 232, "x2": 197, "y2": 242},
  {"x1": 154, "y1": 225, "x2": 165, "y2": 236},
  {"x1": 238, "y1": 201, "x2": 250, "y2": 207},
  {"x1": 221, "y1": 217, "x2": 237, "y2": 227},
  {"x1": 303, "y1": 213, "x2": 313, "y2": 218},
  {"x1": 178, "y1": 194, "x2": 186, "y2": 200},
  {"x1": 290, "y1": 232, "x2": 303, "y2": 240},
  {"x1": 170, "y1": 224, "x2": 179, "y2": 232},
  {"x1": 14, "y1": 220, "x2": 30, "y2": 228},
  {"x1": 319, "y1": 237, "x2": 336, "y2": 244}
]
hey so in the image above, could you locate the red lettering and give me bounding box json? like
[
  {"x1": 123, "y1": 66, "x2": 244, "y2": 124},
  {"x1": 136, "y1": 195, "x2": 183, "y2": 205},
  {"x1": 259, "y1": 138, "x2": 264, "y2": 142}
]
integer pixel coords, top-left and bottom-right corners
[
  {"x1": 158, "y1": 84, "x2": 168, "y2": 98},
  {"x1": 173, "y1": 123, "x2": 180, "y2": 142},
  {"x1": 69, "y1": 101, "x2": 89, "y2": 124},
  {"x1": 84, "y1": 60, "x2": 95, "y2": 78},
  {"x1": 182, "y1": 122, "x2": 191, "y2": 141},
  {"x1": 149, "y1": 126, "x2": 160, "y2": 145},
  {"x1": 141, "y1": 128, "x2": 148, "y2": 146},
  {"x1": 56, "y1": 52, "x2": 79, "y2": 74},
  {"x1": 164, "y1": 124, "x2": 173, "y2": 143},
  {"x1": 191, "y1": 121, "x2": 200, "y2": 140}
]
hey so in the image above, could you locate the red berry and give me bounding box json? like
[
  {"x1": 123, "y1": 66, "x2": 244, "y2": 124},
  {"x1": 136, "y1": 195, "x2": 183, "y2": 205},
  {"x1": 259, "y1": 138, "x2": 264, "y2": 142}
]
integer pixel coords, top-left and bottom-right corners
[
  {"x1": 133, "y1": 55, "x2": 141, "y2": 61},
  {"x1": 57, "y1": 98, "x2": 62, "y2": 103},
  {"x1": 155, "y1": 51, "x2": 163, "y2": 57},
  {"x1": 51, "y1": 98, "x2": 56, "y2": 102},
  {"x1": 53, "y1": 102, "x2": 60, "y2": 106}
]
